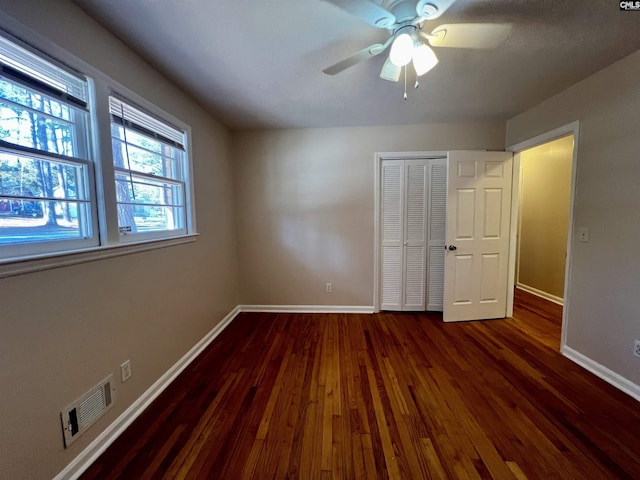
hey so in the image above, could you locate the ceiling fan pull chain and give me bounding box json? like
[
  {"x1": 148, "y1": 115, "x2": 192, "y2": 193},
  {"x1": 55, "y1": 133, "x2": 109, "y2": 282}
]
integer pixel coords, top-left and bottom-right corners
[{"x1": 403, "y1": 65, "x2": 408, "y2": 100}]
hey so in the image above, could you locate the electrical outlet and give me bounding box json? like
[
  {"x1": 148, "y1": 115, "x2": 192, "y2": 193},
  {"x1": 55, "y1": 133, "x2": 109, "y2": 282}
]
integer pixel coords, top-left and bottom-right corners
[
  {"x1": 120, "y1": 360, "x2": 132, "y2": 383},
  {"x1": 634, "y1": 340, "x2": 640, "y2": 359},
  {"x1": 578, "y1": 226, "x2": 590, "y2": 243},
  {"x1": 325, "y1": 282, "x2": 332, "y2": 293}
]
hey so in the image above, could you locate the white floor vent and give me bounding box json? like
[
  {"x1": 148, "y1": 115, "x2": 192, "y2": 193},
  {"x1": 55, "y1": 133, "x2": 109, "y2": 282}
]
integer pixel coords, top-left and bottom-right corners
[{"x1": 60, "y1": 374, "x2": 115, "y2": 448}]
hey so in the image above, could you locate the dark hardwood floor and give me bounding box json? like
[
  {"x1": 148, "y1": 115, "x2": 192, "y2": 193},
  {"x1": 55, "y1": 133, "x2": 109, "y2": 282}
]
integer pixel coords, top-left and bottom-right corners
[{"x1": 81, "y1": 291, "x2": 640, "y2": 479}]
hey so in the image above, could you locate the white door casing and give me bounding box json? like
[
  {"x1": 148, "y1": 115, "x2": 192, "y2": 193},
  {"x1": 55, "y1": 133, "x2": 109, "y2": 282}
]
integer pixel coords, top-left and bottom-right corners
[{"x1": 443, "y1": 151, "x2": 513, "y2": 322}]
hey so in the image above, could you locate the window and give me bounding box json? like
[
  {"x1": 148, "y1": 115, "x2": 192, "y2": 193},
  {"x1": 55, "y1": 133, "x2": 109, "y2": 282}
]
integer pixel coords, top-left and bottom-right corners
[
  {"x1": 0, "y1": 34, "x2": 95, "y2": 258},
  {"x1": 109, "y1": 97, "x2": 188, "y2": 240},
  {"x1": 0, "y1": 31, "x2": 195, "y2": 270}
]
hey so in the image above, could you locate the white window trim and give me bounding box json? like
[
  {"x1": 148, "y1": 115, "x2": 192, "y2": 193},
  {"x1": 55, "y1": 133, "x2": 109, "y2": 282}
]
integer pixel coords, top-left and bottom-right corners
[{"x1": 0, "y1": 15, "x2": 198, "y2": 278}]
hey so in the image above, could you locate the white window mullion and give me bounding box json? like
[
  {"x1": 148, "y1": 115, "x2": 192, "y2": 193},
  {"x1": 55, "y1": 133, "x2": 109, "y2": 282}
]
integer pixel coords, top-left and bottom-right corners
[{"x1": 91, "y1": 78, "x2": 119, "y2": 244}]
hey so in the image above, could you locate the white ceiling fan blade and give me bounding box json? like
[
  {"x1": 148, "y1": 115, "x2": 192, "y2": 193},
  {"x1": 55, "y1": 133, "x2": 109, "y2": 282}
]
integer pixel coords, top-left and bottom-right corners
[
  {"x1": 324, "y1": 0, "x2": 396, "y2": 29},
  {"x1": 427, "y1": 23, "x2": 512, "y2": 49},
  {"x1": 415, "y1": 0, "x2": 457, "y2": 21},
  {"x1": 323, "y1": 37, "x2": 393, "y2": 75},
  {"x1": 380, "y1": 57, "x2": 401, "y2": 82}
]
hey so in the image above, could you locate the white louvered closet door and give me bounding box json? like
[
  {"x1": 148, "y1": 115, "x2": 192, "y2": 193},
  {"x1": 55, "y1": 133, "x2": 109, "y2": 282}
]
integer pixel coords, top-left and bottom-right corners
[
  {"x1": 402, "y1": 161, "x2": 428, "y2": 310},
  {"x1": 380, "y1": 158, "x2": 446, "y2": 312},
  {"x1": 427, "y1": 159, "x2": 447, "y2": 311},
  {"x1": 380, "y1": 161, "x2": 404, "y2": 310}
]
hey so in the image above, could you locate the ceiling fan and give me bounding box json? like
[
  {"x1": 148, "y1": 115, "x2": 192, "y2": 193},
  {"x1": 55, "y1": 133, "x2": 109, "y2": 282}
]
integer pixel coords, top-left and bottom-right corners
[{"x1": 323, "y1": 0, "x2": 511, "y2": 83}]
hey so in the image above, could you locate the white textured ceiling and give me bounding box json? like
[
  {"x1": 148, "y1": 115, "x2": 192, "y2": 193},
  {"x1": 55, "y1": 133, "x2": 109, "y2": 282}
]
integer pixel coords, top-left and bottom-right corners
[{"x1": 74, "y1": 0, "x2": 640, "y2": 130}]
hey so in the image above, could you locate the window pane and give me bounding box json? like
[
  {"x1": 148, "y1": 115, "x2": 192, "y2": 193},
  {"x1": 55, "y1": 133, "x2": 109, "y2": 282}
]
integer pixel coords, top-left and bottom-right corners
[
  {"x1": 115, "y1": 173, "x2": 184, "y2": 234},
  {"x1": 111, "y1": 130, "x2": 179, "y2": 178},
  {"x1": 0, "y1": 151, "x2": 91, "y2": 245},
  {"x1": 117, "y1": 204, "x2": 184, "y2": 234},
  {"x1": 0, "y1": 102, "x2": 81, "y2": 158},
  {"x1": 0, "y1": 152, "x2": 84, "y2": 200},
  {"x1": 0, "y1": 199, "x2": 91, "y2": 245},
  {"x1": 0, "y1": 79, "x2": 72, "y2": 121},
  {"x1": 115, "y1": 173, "x2": 183, "y2": 207},
  {"x1": 111, "y1": 123, "x2": 160, "y2": 153}
]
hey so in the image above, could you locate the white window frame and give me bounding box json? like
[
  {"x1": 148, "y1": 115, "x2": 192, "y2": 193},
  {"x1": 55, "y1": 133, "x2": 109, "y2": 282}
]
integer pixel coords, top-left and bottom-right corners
[
  {"x1": 0, "y1": 22, "x2": 197, "y2": 278},
  {"x1": 0, "y1": 33, "x2": 99, "y2": 260},
  {"x1": 108, "y1": 95, "x2": 190, "y2": 243}
]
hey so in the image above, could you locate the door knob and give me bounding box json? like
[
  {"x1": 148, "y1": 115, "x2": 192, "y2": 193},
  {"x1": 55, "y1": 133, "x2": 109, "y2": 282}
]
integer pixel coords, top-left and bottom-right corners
[{"x1": 448, "y1": 245, "x2": 457, "y2": 251}]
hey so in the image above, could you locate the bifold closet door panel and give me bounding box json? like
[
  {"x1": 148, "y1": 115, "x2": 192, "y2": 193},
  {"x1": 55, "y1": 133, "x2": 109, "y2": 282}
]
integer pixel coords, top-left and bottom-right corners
[
  {"x1": 402, "y1": 161, "x2": 428, "y2": 310},
  {"x1": 380, "y1": 161, "x2": 403, "y2": 310},
  {"x1": 427, "y1": 159, "x2": 446, "y2": 311}
]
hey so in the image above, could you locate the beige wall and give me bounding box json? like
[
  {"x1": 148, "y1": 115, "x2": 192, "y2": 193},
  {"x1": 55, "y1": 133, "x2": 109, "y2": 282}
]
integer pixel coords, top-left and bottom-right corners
[
  {"x1": 517, "y1": 136, "x2": 573, "y2": 299},
  {"x1": 507, "y1": 49, "x2": 640, "y2": 387},
  {"x1": 0, "y1": 1, "x2": 238, "y2": 479},
  {"x1": 233, "y1": 123, "x2": 505, "y2": 306},
  {"x1": 2, "y1": 1, "x2": 638, "y2": 478}
]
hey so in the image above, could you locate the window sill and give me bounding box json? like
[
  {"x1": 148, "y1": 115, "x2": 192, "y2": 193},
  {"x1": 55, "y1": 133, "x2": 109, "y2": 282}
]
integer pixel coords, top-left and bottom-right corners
[{"x1": 0, "y1": 233, "x2": 199, "y2": 279}]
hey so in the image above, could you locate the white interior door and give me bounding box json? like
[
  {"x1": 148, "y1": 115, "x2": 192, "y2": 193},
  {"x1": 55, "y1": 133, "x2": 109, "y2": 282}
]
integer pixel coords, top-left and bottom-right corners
[{"x1": 443, "y1": 151, "x2": 513, "y2": 322}]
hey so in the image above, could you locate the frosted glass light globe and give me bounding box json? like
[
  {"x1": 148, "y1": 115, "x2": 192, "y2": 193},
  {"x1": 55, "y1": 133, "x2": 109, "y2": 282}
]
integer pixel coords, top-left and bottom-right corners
[
  {"x1": 389, "y1": 33, "x2": 413, "y2": 67},
  {"x1": 413, "y1": 44, "x2": 438, "y2": 76}
]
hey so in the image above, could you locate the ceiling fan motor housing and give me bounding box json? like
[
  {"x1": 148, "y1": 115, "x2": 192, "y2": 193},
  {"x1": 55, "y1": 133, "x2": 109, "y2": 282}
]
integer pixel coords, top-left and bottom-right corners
[{"x1": 386, "y1": 0, "x2": 423, "y2": 23}]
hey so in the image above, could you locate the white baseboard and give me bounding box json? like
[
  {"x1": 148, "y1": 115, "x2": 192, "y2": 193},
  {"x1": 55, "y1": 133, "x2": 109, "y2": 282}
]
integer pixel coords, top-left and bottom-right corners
[
  {"x1": 238, "y1": 305, "x2": 374, "y2": 314},
  {"x1": 53, "y1": 306, "x2": 241, "y2": 480},
  {"x1": 516, "y1": 283, "x2": 564, "y2": 306},
  {"x1": 562, "y1": 345, "x2": 640, "y2": 402}
]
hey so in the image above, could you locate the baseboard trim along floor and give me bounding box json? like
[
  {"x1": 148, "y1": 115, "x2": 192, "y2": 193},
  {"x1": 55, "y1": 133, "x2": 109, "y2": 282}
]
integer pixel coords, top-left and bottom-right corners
[
  {"x1": 516, "y1": 283, "x2": 564, "y2": 306},
  {"x1": 53, "y1": 306, "x2": 241, "y2": 480},
  {"x1": 562, "y1": 345, "x2": 640, "y2": 402},
  {"x1": 238, "y1": 305, "x2": 375, "y2": 314}
]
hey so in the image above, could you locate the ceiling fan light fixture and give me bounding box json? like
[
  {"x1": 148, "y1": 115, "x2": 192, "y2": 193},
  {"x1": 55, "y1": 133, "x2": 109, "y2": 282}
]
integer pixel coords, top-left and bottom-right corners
[
  {"x1": 413, "y1": 44, "x2": 438, "y2": 76},
  {"x1": 389, "y1": 32, "x2": 414, "y2": 67},
  {"x1": 380, "y1": 57, "x2": 402, "y2": 82}
]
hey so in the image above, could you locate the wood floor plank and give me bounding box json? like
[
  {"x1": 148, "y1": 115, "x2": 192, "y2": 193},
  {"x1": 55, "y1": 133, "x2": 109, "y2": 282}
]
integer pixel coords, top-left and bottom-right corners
[{"x1": 81, "y1": 291, "x2": 640, "y2": 479}]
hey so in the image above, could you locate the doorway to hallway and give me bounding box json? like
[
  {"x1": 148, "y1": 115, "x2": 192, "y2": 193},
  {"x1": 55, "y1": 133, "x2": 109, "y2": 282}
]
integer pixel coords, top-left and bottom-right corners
[{"x1": 508, "y1": 123, "x2": 578, "y2": 351}]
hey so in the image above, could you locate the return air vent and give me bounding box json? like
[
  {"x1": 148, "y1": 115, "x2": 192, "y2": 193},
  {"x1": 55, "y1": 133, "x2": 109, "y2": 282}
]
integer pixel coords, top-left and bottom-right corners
[{"x1": 60, "y1": 374, "x2": 115, "y2": 448}]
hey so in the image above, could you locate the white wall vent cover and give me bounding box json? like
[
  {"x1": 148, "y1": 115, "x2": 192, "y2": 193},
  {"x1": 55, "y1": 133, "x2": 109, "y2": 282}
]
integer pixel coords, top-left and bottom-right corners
[{"x1": 60, "y1": 374, "x2": 115, "y2": 448}]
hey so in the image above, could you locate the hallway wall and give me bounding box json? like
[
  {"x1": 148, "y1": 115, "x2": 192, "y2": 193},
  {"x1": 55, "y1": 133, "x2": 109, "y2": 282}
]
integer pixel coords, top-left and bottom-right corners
[{"x1": 517, "y1": 135, "x2": 573, "y2": 300}]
